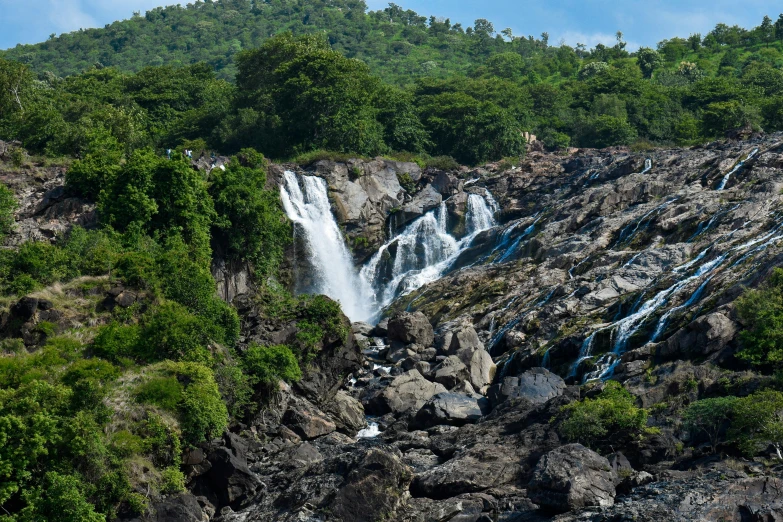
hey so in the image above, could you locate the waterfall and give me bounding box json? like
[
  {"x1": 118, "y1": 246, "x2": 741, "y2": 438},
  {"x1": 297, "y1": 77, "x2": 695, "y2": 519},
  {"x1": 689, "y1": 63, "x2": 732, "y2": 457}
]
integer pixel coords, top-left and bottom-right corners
[
  {"x1": 360, "y1": 193, "x2": 497, "y2": 313},
  {"x1": 641, "y1": 158, "x2": 652, "y2": 174},
  {"x1": 280, "y1": 171, "x2": 373, "y2": 322},
  {"x1": 717, "y1": 148, "x2": 759, "y2": 190}
]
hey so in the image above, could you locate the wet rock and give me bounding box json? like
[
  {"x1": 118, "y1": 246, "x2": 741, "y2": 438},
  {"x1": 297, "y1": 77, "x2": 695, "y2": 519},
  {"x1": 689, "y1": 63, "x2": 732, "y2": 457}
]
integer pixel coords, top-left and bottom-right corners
[
  {"x1": 388, "y1": 311, "x2": 434, "y2": 347},
  {"x1": 413, "y1": 392, "x2": 491, "y2": 428},
  {"x1": 528, "y1": 443, "x2": 615, "y2": 512},
  {"x1": 663, "y1": 311, "x2": 737, "y2": 359},
  {"x1": 205, "y1": 442, "x2": 261, "y2": 508},
  {"x1": 401, "y1": 184, "x2": 443, "y2": 224},
  {"x1": 379, "y1": 370, "x2": 447, "y2": 415},
  {"x1": 488, "y1": 368, "x2": 566, "y2": 406}
]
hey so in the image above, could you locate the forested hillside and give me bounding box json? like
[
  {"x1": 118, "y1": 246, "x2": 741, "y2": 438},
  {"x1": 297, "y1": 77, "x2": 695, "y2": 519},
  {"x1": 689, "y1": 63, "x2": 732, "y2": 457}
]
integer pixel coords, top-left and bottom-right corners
[{"x1": 3, "y1": 1, "x2": 783, "y2": 159}]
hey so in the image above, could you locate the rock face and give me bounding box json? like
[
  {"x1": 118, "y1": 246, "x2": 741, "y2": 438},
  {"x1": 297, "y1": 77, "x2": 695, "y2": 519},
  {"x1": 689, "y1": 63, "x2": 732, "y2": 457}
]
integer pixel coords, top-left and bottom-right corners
[{"x1": 528, "y1": 444, "x2": 616, "y2": 512}]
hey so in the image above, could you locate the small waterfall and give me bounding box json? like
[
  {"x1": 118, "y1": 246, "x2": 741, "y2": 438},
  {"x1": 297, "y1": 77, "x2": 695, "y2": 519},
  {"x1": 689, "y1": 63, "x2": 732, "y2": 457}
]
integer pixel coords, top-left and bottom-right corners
[
  {"x1": 641, "y1": 158, "x2": 652, "y2": 174},
  {"x1": 614, "y1": 198, "x2": 676, "y2": 247},
  {"x1": 280, "y1": 171, "x2": 373, "y2": 322},
  {"x1": 360, "y1": 193, "x2": 498, "y2": 314},
  {"x1": 496, "y1": 214, "x2": 542, "y2": 263},
  {"x1": 717, "y1": 148, "x2": 759, "y2": 190}
]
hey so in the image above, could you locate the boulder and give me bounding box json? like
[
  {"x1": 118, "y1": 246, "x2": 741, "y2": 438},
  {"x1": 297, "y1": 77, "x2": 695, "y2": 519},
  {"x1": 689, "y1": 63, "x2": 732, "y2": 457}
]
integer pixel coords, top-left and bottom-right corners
[
  {"x1": 324, "y1": 390, "x2": 366, "y2": 432},
  {"x1": 330, "y1": 449, "x2": 413, "y2": 522},
  {"x1": 282, "y1": 400, "x2": 337, "y2": 440},
  {"x1": 528, "y1": 443, "x2": 615, "y2": 512},
  {"x1": 379, "y1": 370, "x2": 447, "y2": 415},
  {"x1": 444, "y1": 324, "x2": 485, "y2": 356},
  {"x1": 388, "y1": 311, "x2": 434, "y2": 347},
  {"x1": 413, "y1": 392, "x2": 491, "y2": 428},
  {"x1": 488, "y1": 368, "x2": 566, "y2": 406},
  {"x1": 206, "y1": 441, "x2": 261, "y2": 508},
  {"x1": 663, "y1": 311, "x2": 737, "y2": 359},
  {"x1": 400, "y1": 184, "x2": 443, "y2": 224},
  {"x1": 432, "y1": 355, "x2": 470, "y2": 389},
  {"x1": 146, "y1": 493, "x2": 206, "y2": 522},
  {"x1": 467, "y1": 349, "x2": 496, "y2": 393}
]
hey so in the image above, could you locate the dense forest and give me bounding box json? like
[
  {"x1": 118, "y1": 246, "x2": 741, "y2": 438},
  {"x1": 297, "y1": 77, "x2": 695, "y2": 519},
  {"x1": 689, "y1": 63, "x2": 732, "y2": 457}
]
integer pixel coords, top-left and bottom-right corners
[
  {"x1": 3, "y1": 1, "x2": 783, "y2": 162},
  {"x1": 0, "y1": 1, "x2": 783, "y2": 520}
]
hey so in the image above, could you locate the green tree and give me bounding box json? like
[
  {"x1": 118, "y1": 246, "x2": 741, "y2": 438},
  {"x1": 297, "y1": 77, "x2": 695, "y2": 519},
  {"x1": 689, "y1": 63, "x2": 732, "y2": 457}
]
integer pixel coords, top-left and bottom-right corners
[
  {"x1": 683, "y1": 396, "x2": 737, "y2": 453},
  {"x1": 234, "y1": 32, "x2": 385, "y2": 158},
  {"x1": 730, "y1": 390, "x2": 783, "y2": 459},
  {"x1": 0, "y1": 183, "x2": 17, "y2": 241},
  {"x1": 736, "y1": 268, "x2": 783, "y2": 369},
  {"x1": 636, "y1": 48, "x2": 664, "y2": 79}
]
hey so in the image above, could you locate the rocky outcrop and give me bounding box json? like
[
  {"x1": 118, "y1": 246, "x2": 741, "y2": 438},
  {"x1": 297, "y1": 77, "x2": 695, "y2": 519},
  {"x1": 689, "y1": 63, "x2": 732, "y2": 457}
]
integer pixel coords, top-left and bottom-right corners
[
  {"x1": 413, "y1": 392, "x2": 491, "y2": 428},
  {"x1": 489, "y1": 367, "x2": 566, "y2": 406},
  {"x1": 376, "y1": 370, "x2": 447, "y2": 415},
  {"x1": 528, "y1": 444, "x2": 616, "y2": 512},
  {"x1": 388, "y1": 311, "x2": 435, "y2": 347}
]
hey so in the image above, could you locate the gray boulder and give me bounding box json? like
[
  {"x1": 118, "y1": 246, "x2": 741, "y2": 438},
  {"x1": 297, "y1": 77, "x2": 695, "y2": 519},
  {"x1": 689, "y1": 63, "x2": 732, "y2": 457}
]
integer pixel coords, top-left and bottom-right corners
[
  {"x1": 282, "y1": 400, "x2": 337, "y2": 440},
  {"x1": 662, "y1": 311, "x2": 737, "y2": 359},
  {"x1": 401, "y1": 184, "x2": 443, "y2": 223},
  {"x1": 488, "y1": 367, "x2": 566, "y2": 406},
  {"x1": 388, "y1": 311, "x2": 435, "y2": 347},
  {"x1": 432, "y1": 355, "x2": 470, "y2": 389},
  {"x1": 466, "y1": 348, "x2": 496, "y2": 393},
  {"x1": 413, "y1": 392, "x2": 491, "y2": 428},
  {"x1": 324, "y1": 390, "x2": 366, "y2": 432},
  {"x1": 528, "y1": 443, "x2": 615, "y2": 512},
  {"x1": 380, "y1": 370, "x2": 448, "y2": 415}
]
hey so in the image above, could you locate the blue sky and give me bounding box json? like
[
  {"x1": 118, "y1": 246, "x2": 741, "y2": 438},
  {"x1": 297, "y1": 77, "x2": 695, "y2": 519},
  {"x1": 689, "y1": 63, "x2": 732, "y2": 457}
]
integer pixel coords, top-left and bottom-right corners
[{"x1": 1, "y1": 0, "x2": 781, "y2": 51}]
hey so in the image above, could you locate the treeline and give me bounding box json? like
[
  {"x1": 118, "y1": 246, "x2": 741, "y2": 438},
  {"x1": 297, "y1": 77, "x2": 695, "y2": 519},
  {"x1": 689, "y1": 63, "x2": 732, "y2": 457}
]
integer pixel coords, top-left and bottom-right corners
[{"x1": 4, "y1": 9, "x2": 783, "y2": 162}]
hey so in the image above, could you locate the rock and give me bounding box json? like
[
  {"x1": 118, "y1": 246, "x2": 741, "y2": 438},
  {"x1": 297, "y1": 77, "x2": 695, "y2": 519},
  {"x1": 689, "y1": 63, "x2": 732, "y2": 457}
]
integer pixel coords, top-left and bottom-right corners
[
  {"x1": 290, "y1": 442, "x2": 323, "y2": 467},
  {"x1": 379, "y1": 370, "x2": 448, "y2": 415},
  {"x1": 351, "y1": 322, "x2": 375, "y2": 337},
  {"x1": 528, "y1": 443, "x2": 615, "y2": 512},
  {"x1": 413, "y1": 392, "x2": 491, "y2": 428},
  {"x1": 388, "y1": 311, "x2": 434, "y2": 347},
  {"x1": 432, "y1": 355, "x2": 470, "y2": 389},
  {"x1": 329, "y1": 449, "x2": 413, "y2": 522},
  {"x1": 466, "y1": 349, "x2": 496, "y2": 393},
  {"x1": 11, "y1": 297, "x2": 38, "y2": 322},
  {"x1": 444, "y1": 324, "x2": 485, "y2": 356},
  {"x1": 324, "y1": 390, "x2": 366, "y2": 433},
  {"x1": 401, "y1": 184, "x2": 443, "y2": 223},
  {"x1": 115, "y1": 291, "x2": 137, "y2": 308},
  {"x1": 282, "y1": 400, "x2": 337, "y2": 440},
  {"x1": 663, "y1": 311, "x2": 737, "y2": 359},
  {"x1": 146, "y1": 493, "x2": 206, "y2": 522},
  {"x1": 205, "y1": 443, "x2": 261, "y2": 508},
  {"x1": 373, "y1": 317, "x2": 389, "y2": 336},
  {"x1": 488, "y1": 368, "x2": 566, "y2": 406}
]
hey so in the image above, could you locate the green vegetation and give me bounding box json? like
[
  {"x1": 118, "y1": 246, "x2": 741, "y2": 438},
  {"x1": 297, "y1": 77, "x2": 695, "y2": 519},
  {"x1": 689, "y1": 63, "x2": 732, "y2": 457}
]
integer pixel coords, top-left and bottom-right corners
[
  {"x1": 558, "y1": 381, "x2": 653, "y2": 449},
  {"x1": 683, "y1": 389, "x2": 783, "y2": 458},
  {"x1": 737, "y1": 268, "x2": 783, "y2": 370}
]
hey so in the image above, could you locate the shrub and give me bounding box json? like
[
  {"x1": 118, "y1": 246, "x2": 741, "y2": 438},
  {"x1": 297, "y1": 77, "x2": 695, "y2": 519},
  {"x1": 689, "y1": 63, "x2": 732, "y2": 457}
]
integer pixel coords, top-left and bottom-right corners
[
  {"x1": 159, "y1": 467, "x2": 186, "y2": 493},
  {"x1": 91, "y1": 323, "x2": 142, "y2": 364},
  {"x1": 425, "y1": 155, "x2": 460, "y2": 171},
  {"x1": 135, "y1": 376, "x2": 184, "y2": 411},
  {"x1": 558, "y1": 381, "x2": 650, "y2": 448},
  {"x1": 19, "y1": 472, "x2": 104, "y2": 522},
  {"x1": 729, "y1": 390, "x2": 783, "y2": 459},
  {"x1": 160, "y1": 361, "x2": 227, "y2": 445},
  {"x1": 0, "y1": 183, "x2": 17, "y2": 241},
  {"x1": 683, "y1": 396, "x2": 737, "y2": 453},
  {"x1": 397, "y1": 172, "x2": 417, "y2": 193},
  {"x1": 140, "y1": 413, "x2": 181, "y2": 468},
  {"x1": 242, "y1": 344, "x2": 301, "y2": 385},
  {"x1": 736, "y1": 268, "x2": 783, "y2": 370},
  {"x1": 138, "y1": 302, "x2": 213, "y2": 364},
  {"x1": 213, "y1": 362, "x2": 253, "y2": 418}
]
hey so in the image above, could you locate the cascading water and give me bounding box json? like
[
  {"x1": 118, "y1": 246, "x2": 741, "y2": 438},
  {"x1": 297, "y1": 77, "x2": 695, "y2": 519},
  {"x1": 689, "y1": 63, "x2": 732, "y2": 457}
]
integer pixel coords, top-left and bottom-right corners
[
  {"x1": 360, "y1": 194, "x2": 497, "y2": 313},
  {"x1": 280, "y1": 171, "x2": 374, "y2": 322},
  {"x1": 717, "y1": 148, "x2": 760, "y2": 190}
]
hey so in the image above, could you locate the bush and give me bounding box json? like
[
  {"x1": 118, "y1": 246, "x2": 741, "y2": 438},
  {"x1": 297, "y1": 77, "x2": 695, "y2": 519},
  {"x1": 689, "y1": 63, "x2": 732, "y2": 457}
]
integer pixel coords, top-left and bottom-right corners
[
  {"x1": 242, "y1": 344, "x2": 301, "y2": 385},
  {"x1": 558, "y1": 381, "x2": 650, "y2": 448},
  {"x1": 683, "y1": 396, "x2": 737, "y2": 452},
  {"x1": 91, "y1": 323, "x2": 142, "y2": 364},
  {"x1": 729, "y1": 390, "x2": 783, "y2": 458},
  {"x1": 736, "y1": 268, "x2": 783, "y2": 370},
  {"x1": 396, "y1": 172, "x2": 417, "y2": 193},
  {"x1": 159, "y1": 467, "x2": 186, "y2": 493},
  {"x1": 159, "y1": 361, "x2": 227, "y2": 445},
  {"x1": 0, "y1": 183, "x2": 17, "y2": 241},
  {"x1": 138, "y1": 302, "x2": 214, "y2": 365},
  {"x1": 426, "y1": 156, "x2": 459, "y2": 171},
  {"x1": 135, "y1": 376, "x2": 184, "y2": 411},
  {"x1": 19, "y1": 472, "x2": 104, "y2": 522}
]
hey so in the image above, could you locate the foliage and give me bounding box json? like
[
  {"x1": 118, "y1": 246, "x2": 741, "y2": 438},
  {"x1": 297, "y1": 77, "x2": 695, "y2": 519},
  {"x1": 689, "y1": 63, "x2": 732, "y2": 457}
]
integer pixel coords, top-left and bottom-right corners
[
  {"x1": 558, "y1": 381, "x2": 651, "y2": 449},
  {"x1": 736, "y1": 268, "x2": 783, "y2": 370},
  {"x1": 242, "y1": 344, "x2": 302, "y2": 385},
  {"x1": 683, "y1": 396, "x2": 738, "y2": 452},
  {"x1": 0, "y1": 184, "x2": 17, "y2": 241},
  {"x1": 397, "y1": 172, "x2": 417, "y2": 194},
  {"x1": 729, "y1": 389, "x2": 783, "y2": 459},
  {"x1": 210, "y1": 151, "x2": 291, "y2": 276}
]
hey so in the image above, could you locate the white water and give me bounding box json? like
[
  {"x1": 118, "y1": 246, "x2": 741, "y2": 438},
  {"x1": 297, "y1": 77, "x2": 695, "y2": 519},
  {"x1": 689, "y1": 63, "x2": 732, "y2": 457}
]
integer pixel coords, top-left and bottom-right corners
[
  {"x1": 356, "y1": 422, "x2": 380, "y2": 438},
  {"x1": 360, "y1": 194, "x2": 497, "y2": 314},
  {"x1": 641, "y1": 158, "x2": 652, "y2": 174},
  {"x1": 717, "y1": 148, "x2": 759, "y2": 190},
  {"x1": 280, "y1": 171, "x2": 374, "y2": 322}
]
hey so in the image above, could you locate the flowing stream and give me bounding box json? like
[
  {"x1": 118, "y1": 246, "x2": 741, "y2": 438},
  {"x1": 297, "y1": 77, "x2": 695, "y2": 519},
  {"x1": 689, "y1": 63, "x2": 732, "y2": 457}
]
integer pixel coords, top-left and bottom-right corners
[{"x1": 281, "y1": 171, "x2": 498, "y2": 322}]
